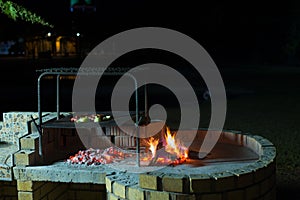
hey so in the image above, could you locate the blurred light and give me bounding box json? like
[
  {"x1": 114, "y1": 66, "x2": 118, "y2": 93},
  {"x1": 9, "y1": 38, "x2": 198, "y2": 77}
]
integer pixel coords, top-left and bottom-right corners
[
  {"x1": 47, "y1": 32, "x2": 51, "y2": 37},
  {"x1": 76, "y1": 33, "x2": 80, "y2": 37},
  {"x1": 56, "y1": 36, "x2": 62, "y2": 53}
]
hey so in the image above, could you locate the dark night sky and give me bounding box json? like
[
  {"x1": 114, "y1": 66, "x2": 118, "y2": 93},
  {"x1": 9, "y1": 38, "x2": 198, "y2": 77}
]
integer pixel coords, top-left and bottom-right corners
[
  {"x1": 1, "y1": 1, "x2": 294, "y2": 34},
  {"x1": 1, "y1": 0, "x2": 300, "y2": 64}
]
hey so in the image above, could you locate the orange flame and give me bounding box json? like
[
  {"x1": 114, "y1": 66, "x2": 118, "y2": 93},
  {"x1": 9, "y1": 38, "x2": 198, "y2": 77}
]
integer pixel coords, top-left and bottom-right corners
[
  {"x1": 142, "y1": 126, "x2": 189, "y2": 165},
  {"x1": 164, "y1": 127, "x2": 188, "y2": 161},
  {"x1": 147, "y1": 137, "x2": 159, "y2": 159}
]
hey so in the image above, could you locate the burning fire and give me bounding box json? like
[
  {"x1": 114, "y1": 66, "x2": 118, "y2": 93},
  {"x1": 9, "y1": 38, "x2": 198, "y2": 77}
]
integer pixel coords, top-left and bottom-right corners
[
  {"x1": 143, "y1": 127, "x2": 189, "y2": 165},
  {"x1": 146, "y1": 137, "x2": 159, "y2": 159},
  {"x1": 164, "y1": 127, "x2": 188, "y2": 159},
  {"x1": 66, "y1": 126, "x2": 189, "y2": 166}
]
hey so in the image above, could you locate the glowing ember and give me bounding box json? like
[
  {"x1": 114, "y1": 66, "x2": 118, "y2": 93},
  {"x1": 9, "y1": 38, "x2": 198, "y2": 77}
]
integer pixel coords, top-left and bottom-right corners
[{"x1": 66, "y1": 147, "x2": 131, "y2": 165}]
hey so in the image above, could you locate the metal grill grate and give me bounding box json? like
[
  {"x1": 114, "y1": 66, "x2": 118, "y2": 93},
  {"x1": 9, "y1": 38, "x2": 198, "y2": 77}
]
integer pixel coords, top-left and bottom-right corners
[{"x1": 36, "y1": 67, "x2": 147, "y2": 166}]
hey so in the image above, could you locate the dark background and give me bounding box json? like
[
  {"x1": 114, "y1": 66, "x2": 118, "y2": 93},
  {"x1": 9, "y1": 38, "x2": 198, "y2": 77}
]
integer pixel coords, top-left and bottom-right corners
[
  {"x1": 1, "y1": 0, "x2": 300, "y2": 65},
  {"x1": 0, "y1": 0, "x2": 300, "y2": 199}
]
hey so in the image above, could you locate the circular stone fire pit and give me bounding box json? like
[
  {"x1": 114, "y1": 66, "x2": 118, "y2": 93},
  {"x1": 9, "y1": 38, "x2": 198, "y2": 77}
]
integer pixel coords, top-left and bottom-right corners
[{"x1": 105, "y1": 130, "x2": 276, "y2": 200}]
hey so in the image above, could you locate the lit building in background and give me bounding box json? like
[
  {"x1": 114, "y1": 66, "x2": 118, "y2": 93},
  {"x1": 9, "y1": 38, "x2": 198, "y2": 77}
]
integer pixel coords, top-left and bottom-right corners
[
  {"x1": 0, "y1": 0, "x2": 97, "y2": 58},
  {"x1": 22, "y1": 0, "x2": 97, "y2": 59},
  {"x1": 24, "y1": 33, "x2": 79, "y2": 58}
]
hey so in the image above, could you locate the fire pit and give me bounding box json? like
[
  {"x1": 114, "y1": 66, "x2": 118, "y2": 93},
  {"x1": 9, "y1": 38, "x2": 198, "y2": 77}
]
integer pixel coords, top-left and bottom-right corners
[
  {"x1": 13, "y1": 125, "x2": 276, "y2": 200},
  {"x1": 11, "y1": 68, "x2": 275, "y2": 199},
  {"x1": 58, "y1": 123, "x2": 275, "y2": 200},
  {"x1": 65, "y1": 125, "x2": 189, "y2": 167},
  {"x1": 104, "y1": 130, "x2": 276, "y2": 200}
]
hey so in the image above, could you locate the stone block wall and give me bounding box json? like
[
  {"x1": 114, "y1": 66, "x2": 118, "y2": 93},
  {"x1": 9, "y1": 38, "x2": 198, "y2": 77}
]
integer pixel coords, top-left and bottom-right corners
[
  {"x1": 16, "y1": 181, "x2": 107, "y2": 200},
  {"x1": 17, "y1": 181, "x2": 67, "y2": 200},
  {"x1": 0, "y1": 112, "x2": 277, "y2": 200},
  {"x1": 68, "y1": 183, "x2": 107, "y2": 200},
  {"x1": 2, "y1": 111, "x2": 107, "y2": 200},
  {"x1": 106, "y1": 163, "x2": 276, "y2": 200},
  {"x1": 106, "y1": 131, "x2": 277, "y2": 200},
  {"x1": 0, "y1": 112, "x2": 53, "y2": 144},
  {"x1": 0, "y1": 180, "x2": 17, "y2": 200}
]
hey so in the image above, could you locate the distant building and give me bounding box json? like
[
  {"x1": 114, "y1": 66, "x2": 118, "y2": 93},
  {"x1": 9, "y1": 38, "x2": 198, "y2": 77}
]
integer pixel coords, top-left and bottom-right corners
[{"x1": 24, "y1": 34, "x2": 79, "y2": 58}]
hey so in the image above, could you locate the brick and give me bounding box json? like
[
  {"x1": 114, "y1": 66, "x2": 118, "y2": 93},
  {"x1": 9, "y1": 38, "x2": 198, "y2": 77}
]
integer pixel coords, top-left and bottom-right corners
[
  {"x1": 92, "y1": 171, "x2": 107, "y2": 184},
  {"x1": 212, "y1": 172, "x2": 235, "y2": 192},
  {"x1": 76, "y1": 190, "x2": 99, "y2": 200},
  {"x1": 127, "y1": 185, "x2": 145, "y2": 200},
  {"x1": 108, "y1": 192, "x2": 119, "y2": 200},
  {"x1": 169, "y1": 193, "x2": 196, "y2": 200},
  {"x1": 139, "y1": 172, "x2": 163, "y2": 190},
  {"x1": 146, "y1": 190, "x2": 169, "y2": 200},
  {"x1": 200, "y1": 193, "x2": 222, "y2": 200},
  {"x1": 4, "y1": 180, "x2": 17, "y2": 186},
  {"x1": 2, "y1": 185, "x2": 17, "y2": 196},
  {"x1": 114, "y1": 136, "x2": 136, "y2": 147},
  {"x1": 162, "y1": 174, "x2": 189, "y2": 193},
  {"x1": 268, "y1": 161, "x2": 276, "y2": 173},
  {"x1": 106, "y1": 176, "x2": 114, "y2": 193},
  {"x1": 20, "y1": 135, "x2": 39, "y2": 150},
  {"x1": 88, "y1": 135, "x2": 113, "y2": 149},
  {"x1": 18, "y1": 191, "x2": 40, "y2": 200},
  {"x1": 254, "y1": 166, "x2": 271, "y2": 183},
  {"x1": 17, "y1": 180, "x2": 45, "y2": 191},
  {"x1": 245, "y1": 183, "x2": 261, "y2": 200},
  {"x1": 189, "y1": 174, "x2": 212, "y2": 193},
  {"x1": 263, "y1": 186, "x2": 276, "y2": 200},
  {"x1": 40, "y1": 196, "x2": 48, "y2": 200},
  {"x1": 68, "y1": 190, "x2": 76, "y2": 200},
  {"x1": 97, "y1": 191, "x2": 107, "y2": 200},
  {"x1": 40, "y1": 182, "x2": 59, "y2": 197},
  {"x1": 91, "y1": 184, "x2": 106, "y2": 191},
  {"x1": 69, "y1": 183, "x2": 105, "y2": 191},
  {"x1": 235, "y1": 171, "x2": 254, "y2": 188},
  {"x1": 14, "y1": 150, "x2": 36, "y2": 166},
  {"x1": 260, "y1": 174, "x2": 276, "y2": 195},
  {"x1": 69, "y1": 183, "x2": 91, "y2": 190},
  {"x1": 113, "y1": 181, "x2": 127, "y2": 199},
  {"x1": 226, "y1": 189, "x2": 245, "y2": 199},
  {"x1": 47, "y1": 184, "x2": 68, "y2": 200}
]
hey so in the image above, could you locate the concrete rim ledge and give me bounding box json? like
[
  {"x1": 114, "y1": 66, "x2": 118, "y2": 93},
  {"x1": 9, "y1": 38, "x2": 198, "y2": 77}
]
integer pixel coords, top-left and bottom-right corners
[{"x1": 12, "y1": 130, "x2": 276, "y2": 200}]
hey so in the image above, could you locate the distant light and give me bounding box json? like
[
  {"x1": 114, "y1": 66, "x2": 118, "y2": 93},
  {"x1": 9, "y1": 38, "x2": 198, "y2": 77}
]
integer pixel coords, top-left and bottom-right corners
[
  {"x1": 47, "y1": 32, "x2": 51, "y2": 37},
  {"x1": 76, "y1": 33, "x2": 80, "y2": 37}
]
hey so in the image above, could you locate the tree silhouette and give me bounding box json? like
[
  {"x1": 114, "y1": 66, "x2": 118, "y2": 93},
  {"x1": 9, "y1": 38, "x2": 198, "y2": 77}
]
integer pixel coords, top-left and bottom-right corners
[{"x1": 0, "y1": 0, "x2": 53, "y2": 27}]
